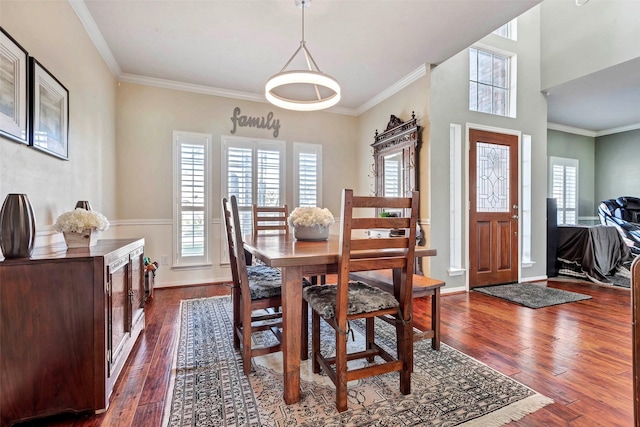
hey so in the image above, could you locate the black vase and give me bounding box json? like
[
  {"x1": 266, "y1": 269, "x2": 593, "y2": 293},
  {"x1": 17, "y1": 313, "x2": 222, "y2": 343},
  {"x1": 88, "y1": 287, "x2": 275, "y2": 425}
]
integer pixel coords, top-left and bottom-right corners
[
  {"x1": 75, "y1": 200, "x2": 92, "y2": 210},
  {"x1": 0, "y1": 194, "x2": 36, "y2": 258}
]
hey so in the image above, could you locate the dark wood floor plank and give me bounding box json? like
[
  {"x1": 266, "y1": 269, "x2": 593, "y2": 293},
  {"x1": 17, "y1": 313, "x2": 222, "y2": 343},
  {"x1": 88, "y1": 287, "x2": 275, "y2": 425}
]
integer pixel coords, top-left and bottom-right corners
[
  {"x1": 16, "y1": 279, "x2": 634, "y2": 426},
  {"x1": 138, "y1": 323, "x2": 177, "y2": 406}
]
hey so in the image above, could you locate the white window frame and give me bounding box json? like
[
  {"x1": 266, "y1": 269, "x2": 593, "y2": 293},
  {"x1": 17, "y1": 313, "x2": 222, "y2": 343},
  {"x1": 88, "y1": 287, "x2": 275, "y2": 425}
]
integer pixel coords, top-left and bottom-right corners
[
  {"x1": 449, "y1": 124, "x2": 465, "y2": 276},
  {"x1": 221, "y1": 135, "x2": 286, "y2": 236},
  {"x1": 293, "y1": 142, "x2": 323, "y2": 207},
  {"x1": 172, "y1": 130, "x2": 211, "y2": 268},
  {"x1": 549, "y1": 156, "x2": 579, "y2": 225},
  {"x1": 521, "y1": 134, "x2": 533, "y2": 267},
  {"x1": 469, "y1": 45, "x2": 517, "y2": 119}
]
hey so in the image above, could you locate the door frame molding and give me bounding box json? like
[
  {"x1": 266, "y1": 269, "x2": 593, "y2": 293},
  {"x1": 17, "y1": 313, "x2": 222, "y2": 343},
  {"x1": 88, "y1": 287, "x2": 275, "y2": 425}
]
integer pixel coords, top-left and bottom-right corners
[{"x1": 464, "y1": 123, "x2": 522, "y2": 290}]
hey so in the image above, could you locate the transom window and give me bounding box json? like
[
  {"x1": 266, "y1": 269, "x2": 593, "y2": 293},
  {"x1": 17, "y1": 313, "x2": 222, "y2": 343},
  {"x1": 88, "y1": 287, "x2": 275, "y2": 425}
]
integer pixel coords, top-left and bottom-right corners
[{"x1": 469, "y1": 47, "x2": 511, "y2": 117}]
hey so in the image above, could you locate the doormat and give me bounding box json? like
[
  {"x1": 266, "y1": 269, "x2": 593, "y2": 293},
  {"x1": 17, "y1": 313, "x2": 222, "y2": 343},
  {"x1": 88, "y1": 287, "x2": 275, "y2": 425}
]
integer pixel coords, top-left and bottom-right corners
[{"x1": 474, "y1": 282, "x2": 592, "y2": 308}]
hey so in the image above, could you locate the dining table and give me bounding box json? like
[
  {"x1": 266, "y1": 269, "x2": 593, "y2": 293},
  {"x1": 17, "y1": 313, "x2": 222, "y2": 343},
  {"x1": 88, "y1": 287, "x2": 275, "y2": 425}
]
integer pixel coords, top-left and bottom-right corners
[{"x1": 242, "y1": 232, "x2": 437, "y2": 404}]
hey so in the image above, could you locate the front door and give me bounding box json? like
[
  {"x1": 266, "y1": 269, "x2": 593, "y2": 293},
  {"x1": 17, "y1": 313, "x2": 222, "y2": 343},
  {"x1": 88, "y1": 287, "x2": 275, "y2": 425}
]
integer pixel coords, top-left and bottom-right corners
[{"x1": 469, "y1": 129, "x2": 519, "y2": 288}]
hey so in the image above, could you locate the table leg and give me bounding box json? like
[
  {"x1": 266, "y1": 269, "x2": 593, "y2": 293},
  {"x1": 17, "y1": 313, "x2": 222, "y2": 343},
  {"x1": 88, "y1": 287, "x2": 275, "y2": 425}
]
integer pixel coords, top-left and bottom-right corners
[
  {"x1": 281, "y1": 265, "x2": 302, "y2": 404},
  {"x1": 431, "y1": 288, "x2": 441, "y2": 350}
]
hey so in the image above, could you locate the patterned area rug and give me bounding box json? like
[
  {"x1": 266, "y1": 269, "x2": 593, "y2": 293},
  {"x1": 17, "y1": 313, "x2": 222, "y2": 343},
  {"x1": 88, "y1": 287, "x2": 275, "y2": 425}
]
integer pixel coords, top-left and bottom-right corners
[
  {"x1": 163, "y1": 296, "x2": 552, "y2": 426},
  {"x1": 475, "y1": 283, "x2": 592, "y2": 308}
]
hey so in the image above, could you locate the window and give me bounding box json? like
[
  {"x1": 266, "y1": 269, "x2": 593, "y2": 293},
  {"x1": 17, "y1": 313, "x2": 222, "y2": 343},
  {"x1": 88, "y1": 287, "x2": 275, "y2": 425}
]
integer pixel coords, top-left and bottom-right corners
[
  {"x1": 549, "y1": 157, "x2": 578, "y2": 225},
  {"x1": 222, "y1": 136, "x2": 285, "y2": 235},
  {"x1": 492, "y1": 19, "x2": 517, "y2": 40},
  {"x1": 293, "y1": 142, "x2": 322, "y2": 207},
  {"x1": 469, "y1": 47, "x2": 511, "y2": 117},
  {"x1": 173, "y1": 131, "x2": 211, "y2": 267}
]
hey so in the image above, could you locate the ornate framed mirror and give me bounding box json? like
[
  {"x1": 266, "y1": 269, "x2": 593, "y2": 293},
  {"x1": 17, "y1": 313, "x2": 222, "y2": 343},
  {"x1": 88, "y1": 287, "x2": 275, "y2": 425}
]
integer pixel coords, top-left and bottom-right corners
[{"x1": 372, "y1": 112, "x2": 420, "y2": 216}]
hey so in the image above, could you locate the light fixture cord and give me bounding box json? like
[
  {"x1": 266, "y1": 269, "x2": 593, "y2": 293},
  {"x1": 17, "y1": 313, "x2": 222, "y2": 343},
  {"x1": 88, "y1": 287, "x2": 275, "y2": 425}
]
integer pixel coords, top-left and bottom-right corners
[
  {"x1": 301, "y1": 0, "x2": 305, "y2": 43},
  {"x1": 300, "y1": 0, "x2": 321, "y2": 100}
]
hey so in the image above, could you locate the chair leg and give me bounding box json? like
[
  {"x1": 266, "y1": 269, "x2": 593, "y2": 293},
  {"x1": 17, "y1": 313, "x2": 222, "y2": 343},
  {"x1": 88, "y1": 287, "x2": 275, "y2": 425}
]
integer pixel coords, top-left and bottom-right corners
[
  {"x1": 431, "y1": 288, "x2": 441, "y2": 350},
  {"x1": 301, "y1": 301, "x2": 308, "y2": 360},
  {"x1": 335, "y1": 329, "x2": 348, "y2": 412},
  {"x1": 366, "y1": 317, "x2": 375, "y2": 363},
  {"x1": 232, "y1": 288, "x2": 241, "y2": 349},
  {"x1": 311, "y1": 310, "x2": 321, "y2": 373},
  {"x1": 397, "y1": 319, "x2": 413, "y2": 395},
  {"x1": 242, "y1": 302, "x2": 253, "y2": 375}
]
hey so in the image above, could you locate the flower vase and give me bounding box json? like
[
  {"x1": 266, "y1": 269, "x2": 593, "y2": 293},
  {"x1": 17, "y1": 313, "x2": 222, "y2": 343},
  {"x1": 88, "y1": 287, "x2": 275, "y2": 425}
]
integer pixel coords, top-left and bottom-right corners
[
  {"x1": 0, "y1": 193, "x2": 36, "y2": 258},
  {"x1": 63, "y1": 229, "x2": 97, "y2": 248},
  {"x1": 294, "y1": 225, "x2": 330, "y2": 241}
]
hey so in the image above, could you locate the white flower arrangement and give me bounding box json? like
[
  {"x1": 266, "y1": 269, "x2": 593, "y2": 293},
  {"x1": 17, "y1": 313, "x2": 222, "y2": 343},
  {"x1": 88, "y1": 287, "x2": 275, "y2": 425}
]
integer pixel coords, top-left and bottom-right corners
[
  {"x1": 54, "y1": 208, "x2": 110, "y2": 233},
  {"x1": 288, "y1": 207, "x2": 335, "y2": 228}
]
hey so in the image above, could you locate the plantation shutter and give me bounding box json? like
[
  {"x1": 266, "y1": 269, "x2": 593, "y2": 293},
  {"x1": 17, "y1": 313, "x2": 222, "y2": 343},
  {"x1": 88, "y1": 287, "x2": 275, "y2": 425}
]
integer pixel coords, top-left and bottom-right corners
[
  {"x1": 294, "y1": 142, "x2": 322, "y2": 208},
  {"x1": 174, "y1": 131, "x2": 210, "y2": 266},
  {"x1": 549, "y1": 157, "x2": 578, "y2": 225}
]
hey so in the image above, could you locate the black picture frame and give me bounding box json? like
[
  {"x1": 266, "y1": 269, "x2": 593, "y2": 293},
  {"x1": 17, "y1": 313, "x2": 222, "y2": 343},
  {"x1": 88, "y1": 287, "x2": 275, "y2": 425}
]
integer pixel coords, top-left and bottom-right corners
[
  {"x1": 0, "y1": 26, "x2": 29, "y2": 145},
  {"x1": 29, "y1": 58, "x2": 69, "y2": 160}
]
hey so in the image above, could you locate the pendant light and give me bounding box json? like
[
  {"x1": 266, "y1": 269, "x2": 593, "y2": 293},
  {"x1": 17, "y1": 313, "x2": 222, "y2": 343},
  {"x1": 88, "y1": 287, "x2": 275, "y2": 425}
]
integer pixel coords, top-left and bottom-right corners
[{"x1": 265, "y1": 0, "x2": 340, "y2": 111}]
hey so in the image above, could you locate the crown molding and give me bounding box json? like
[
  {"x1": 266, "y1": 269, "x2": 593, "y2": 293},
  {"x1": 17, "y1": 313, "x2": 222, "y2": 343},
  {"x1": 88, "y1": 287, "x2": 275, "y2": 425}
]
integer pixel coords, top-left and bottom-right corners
[
  {"x1": 118, "y1": 73, "x2": 357, "y2": 116},
  {"x1": 68, "y1": 0, "x2": 121, "y2": 76},
  {"x1": 547, "y1": 122, "x2": 596, "y2": 137},
  {"x1": 355, "y1": 64, "x2": 428, "y2": 116},
  {"x1": 548, "y1": 121, "x2": 640, "y2": 137},
  {"x1": 595, "y1": 122, "x2": 640, "y2": 137}
]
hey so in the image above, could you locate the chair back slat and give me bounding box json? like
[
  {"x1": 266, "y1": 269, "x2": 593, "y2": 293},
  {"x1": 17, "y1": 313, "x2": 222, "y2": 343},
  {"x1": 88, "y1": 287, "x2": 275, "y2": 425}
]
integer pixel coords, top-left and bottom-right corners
[
  {"x1": 350, "y1": 238, "x2": 409, "y2": 251},
  {"x1": 351, "y1": 217, "x2": 411, "y2": 230},
  {"x1": 335, "y1": 189, "x2": 419, "y2": 325},
  {"x1": 351, "y1": 196, "x2": 413, "y2": 209},
  {"x1": 253, "y1": 204, "x2": 289, "y2": 235},
  {"x1": 349, "y1": 257, "x2": 407, "y2": 273}
]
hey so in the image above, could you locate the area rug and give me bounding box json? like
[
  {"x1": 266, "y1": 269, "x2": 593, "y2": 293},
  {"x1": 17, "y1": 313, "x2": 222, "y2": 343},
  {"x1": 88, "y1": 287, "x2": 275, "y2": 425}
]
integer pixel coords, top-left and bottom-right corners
[
  {"x1": 163, "y1": 296, "x2": 552, "y2": 426},
  {"x1": 475, "y1": 282, "x2": 592, "y2": 308}
]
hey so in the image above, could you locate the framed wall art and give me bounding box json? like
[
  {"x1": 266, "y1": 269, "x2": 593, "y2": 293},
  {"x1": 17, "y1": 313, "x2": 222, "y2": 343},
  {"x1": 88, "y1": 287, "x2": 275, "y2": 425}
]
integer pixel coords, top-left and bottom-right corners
[
  {"x1": 30, "y1": 58, "x2": 69, "y2": 160},
  {"x1": 0, "y1": 27, "x2": 29, "y2": 145}
]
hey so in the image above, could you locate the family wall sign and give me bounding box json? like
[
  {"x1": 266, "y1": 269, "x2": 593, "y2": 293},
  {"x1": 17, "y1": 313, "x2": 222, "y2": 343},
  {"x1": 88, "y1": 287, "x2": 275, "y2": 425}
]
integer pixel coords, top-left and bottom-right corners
[{"x1": 230, "y1": 107, "x2": 281, "y2": 138}]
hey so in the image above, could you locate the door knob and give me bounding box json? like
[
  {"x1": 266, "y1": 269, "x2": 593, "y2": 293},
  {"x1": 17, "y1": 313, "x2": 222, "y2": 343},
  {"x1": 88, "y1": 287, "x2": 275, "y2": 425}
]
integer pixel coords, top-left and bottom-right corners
[{"x1": 512, "y1": 215, "x2": 519, "y2": 220}]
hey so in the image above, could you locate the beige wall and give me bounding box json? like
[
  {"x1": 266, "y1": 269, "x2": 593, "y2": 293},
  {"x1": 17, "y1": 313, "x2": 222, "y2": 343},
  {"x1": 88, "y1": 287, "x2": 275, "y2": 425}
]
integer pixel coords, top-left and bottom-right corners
[
  {"x1": 0, "y1": 1, "x2": 117, "y2": 247},
  {"x1": 356, "y1": 74, "x2": 432, "y2": 272},
  {"x1": 115, "y1": 83, "x2": 358, "y2": 287}
]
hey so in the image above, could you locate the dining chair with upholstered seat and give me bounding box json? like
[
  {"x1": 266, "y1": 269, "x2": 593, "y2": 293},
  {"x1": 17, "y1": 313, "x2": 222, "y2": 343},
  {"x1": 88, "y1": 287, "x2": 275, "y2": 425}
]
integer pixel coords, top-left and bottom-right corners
[
  {"x1": 252, "y1": 204, "x2": 289, "y2": 235},
  {"x1": 302, "y1": 189, "x2": 419, "y2": 412},
  {"x1": 223, "y1": 196, "x2": 308, "y2": 374}
]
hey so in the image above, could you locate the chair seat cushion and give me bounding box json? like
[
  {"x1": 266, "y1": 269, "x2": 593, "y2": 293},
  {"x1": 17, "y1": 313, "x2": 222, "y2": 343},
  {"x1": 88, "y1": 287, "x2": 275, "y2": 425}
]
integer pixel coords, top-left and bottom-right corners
[
  {"x1": 302, "y1": 281, "x2": 399, "y2": 319},
  {"x1": 246, "y1": 266, "x2": 314, "y2": 300},
  {"x1": 247, "y1": 265, "x2": 282, "y2": 299}
]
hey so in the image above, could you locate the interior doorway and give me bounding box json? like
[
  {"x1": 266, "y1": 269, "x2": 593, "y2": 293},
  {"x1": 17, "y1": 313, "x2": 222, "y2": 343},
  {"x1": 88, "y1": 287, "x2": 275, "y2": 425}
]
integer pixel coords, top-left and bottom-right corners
[{"x1": 468, "y1": 129, "x2": 519, "y2": 288}]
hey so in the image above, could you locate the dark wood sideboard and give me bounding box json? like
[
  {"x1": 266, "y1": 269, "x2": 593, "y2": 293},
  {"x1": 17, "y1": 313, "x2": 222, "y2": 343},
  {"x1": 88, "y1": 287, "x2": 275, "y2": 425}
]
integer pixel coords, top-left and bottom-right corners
[{"x1": 0, "y1": 238, "x2": 146, "y2": 426}]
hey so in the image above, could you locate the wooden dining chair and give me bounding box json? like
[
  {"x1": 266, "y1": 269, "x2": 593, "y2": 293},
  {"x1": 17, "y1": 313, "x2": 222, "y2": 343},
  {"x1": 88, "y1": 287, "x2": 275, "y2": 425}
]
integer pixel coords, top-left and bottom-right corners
[
  {"x1": 302, "y1": 189, "x2": 419, "y2": 412},
  {"x1": 252, "y1": 204, "x2": 289, "y2": 235},
  {"x1": 253, "y1": 203, "x2": 325, "y2": 285},
  {"x1": 223, "y1": 196, "x2": 308, "y2": 374}
]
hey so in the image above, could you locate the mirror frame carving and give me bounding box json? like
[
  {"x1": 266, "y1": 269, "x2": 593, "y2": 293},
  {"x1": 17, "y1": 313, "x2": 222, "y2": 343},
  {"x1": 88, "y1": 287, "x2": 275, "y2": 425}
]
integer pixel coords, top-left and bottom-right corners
[{"x1": 372, "y1": 112, "x2": 421, "y2": 211}]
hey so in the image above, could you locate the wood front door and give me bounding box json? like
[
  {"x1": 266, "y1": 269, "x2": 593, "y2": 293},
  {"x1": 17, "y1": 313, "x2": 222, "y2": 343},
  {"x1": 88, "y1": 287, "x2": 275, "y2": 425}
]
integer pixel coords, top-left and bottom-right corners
[{"x1": 469, "y1": 129, "x2": 519, "y2": 288}]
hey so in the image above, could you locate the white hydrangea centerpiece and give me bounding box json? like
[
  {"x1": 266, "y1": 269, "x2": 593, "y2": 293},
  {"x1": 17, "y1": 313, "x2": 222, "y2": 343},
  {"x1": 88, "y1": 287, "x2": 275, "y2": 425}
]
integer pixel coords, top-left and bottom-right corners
[
  {"x1": 54, "y1": 208, "x2": 110, "y2": 233},
  {"x1": 288, "y1": 207, "x2": 335, "y2": 228}
]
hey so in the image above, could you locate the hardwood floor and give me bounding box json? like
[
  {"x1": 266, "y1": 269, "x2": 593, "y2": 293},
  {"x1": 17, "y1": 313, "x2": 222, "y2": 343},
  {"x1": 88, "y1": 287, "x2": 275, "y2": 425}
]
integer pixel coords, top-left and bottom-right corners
[{"x1": 16, "y1": 279, "x2": 633, "y2": 426}]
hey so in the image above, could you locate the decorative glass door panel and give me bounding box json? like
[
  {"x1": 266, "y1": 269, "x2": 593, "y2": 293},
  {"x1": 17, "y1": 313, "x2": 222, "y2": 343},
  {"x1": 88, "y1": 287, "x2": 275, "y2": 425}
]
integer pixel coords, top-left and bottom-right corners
[{"x1": 476, "y1": 142, "x2": 510, "y2": 213}]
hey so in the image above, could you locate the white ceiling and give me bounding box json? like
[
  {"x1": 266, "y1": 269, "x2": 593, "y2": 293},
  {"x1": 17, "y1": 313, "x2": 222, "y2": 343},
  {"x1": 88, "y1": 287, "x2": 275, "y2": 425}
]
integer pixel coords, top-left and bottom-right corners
[
  {"x1": 75, "y1": 0, "x2": 640, "y2": 134},
  {"x1": 546, "y1": 56, "x2": 640, "y2": 135},
  {"x1": 77, "y1": 0, "x2": 540, "y2": 115}
]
